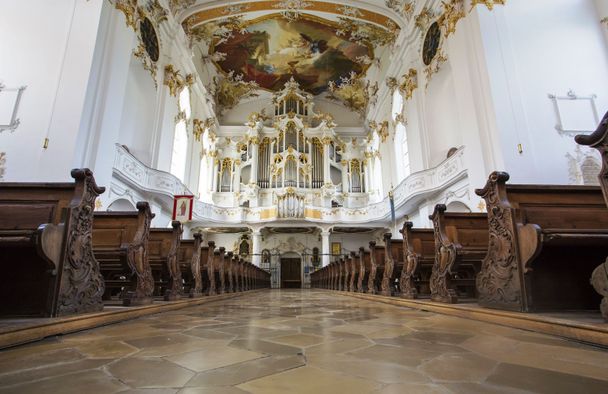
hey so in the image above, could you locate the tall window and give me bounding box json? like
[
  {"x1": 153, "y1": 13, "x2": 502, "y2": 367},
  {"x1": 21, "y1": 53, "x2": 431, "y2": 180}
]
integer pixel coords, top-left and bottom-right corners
[
  {"x1": 395, "y1": 123, "x2": 411, "y2": 181},
  {"x1": 170, "y1": 87, "x2": 192, "y2": 182},
  {"x1": 198, "y1": 128, "x2": 210, "y2": 199},
  {"x1": 391, "y1": 90, "x2": 403, "y2": 121},
  {"x1": 392, "y1": 89, "x2": 410, "y2": 181},
  {"x1": 170, "y1": 120, "x2": 188, "y2": 182}
]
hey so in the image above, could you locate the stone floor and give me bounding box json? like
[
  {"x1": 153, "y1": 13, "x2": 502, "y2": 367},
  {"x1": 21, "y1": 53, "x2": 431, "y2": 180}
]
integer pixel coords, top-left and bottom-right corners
[{"x1": 0, "y1": 290, "x2": 607, "y2": 394}]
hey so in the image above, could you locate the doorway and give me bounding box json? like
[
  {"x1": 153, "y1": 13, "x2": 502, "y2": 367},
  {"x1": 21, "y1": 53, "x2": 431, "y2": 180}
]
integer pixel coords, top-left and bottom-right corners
[{"x1": 280, "y1": 258, "x2": 302, "y2": 288}]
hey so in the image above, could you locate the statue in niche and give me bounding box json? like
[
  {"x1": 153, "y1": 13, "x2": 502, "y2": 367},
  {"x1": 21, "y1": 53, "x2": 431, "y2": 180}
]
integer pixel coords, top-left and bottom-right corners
[{"x1": 239, "y1": 234, "x2": 250, "y2": 257}]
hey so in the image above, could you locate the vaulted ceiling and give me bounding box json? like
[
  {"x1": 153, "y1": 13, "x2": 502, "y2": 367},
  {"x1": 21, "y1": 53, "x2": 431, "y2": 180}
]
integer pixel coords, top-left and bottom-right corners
[{"x1": 171, "y1": 0, "x2": 406, "y2": 124}]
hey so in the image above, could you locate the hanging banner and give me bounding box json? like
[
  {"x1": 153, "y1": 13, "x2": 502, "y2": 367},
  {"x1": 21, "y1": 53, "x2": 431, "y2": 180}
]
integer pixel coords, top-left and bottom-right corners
[{"x1": 173, "y1": 195, "x2": 193, "y2": 222}]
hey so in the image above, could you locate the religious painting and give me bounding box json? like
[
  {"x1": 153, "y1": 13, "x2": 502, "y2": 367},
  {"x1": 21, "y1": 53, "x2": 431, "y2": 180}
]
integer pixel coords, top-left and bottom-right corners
[
  {"x1": 212, "y1": 14, "x2": 372, "y2": 95},
  {"x1": 173, "y1": 195, "x2": 193, "y2": 222},
  {"x1": 331, "y1": 242, "x2": 342, "y2": 256}
]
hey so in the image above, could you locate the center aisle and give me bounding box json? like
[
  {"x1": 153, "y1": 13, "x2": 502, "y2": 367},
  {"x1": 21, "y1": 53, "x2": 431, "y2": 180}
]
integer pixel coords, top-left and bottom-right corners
[{"x1": 1, "y1": 290, "x2": 607, "y2": 393}]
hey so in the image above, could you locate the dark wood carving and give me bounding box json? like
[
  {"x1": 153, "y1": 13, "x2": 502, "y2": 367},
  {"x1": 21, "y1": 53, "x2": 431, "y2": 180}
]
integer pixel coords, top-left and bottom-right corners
[
  {"x1": 367, "y1": 241, "x2": 378, "y2": 294},
  {"x1": 576, "y1": 111, "x2": 608, "y2": 321},
  {"x1": 126, "y1": 202, "x2": 155, "y2": 305},
  {"x1": 189, "y1": 232, "x2": 203, "y2": 298},
  {"x1": 475, "y1": 172, "x2": 521, "y2": 310},
  {"x1": 399, "y1": 222, "x2": 419, "y2": 299},
  {"x1": 591, "y1": 259, "x2": 608, "y2": 321},
  {"x1": 576, "y1": 111, "x2": 608, "y2": 205},
  {"x1": 429, "y1": 205, "x2": 459, "y2": 303},
  {"x1": 234, "y1": 256, "x2": 241, "y2": 292},
  {"x1": 349, "y1": 252, "x2": 357, "y2": 292},
  {"x1": 475, "y1": 172, "x2": 608, "y2": 312},
  {"x1": 227, "y1": 252, "x2": 234, "y2": 293},
  {"x1": 164, "y1": 221, "x2": 183, "y2": 301},
  {"x1": 357, "y1": 247, "x2": 366, "y2": 292},
  {"x1": 0, "y1": 168, "x2": 106, "y2": 317},
  {"x1": 207, "y1": 241, "x2": 216, "y2": 295},
  {"x1": 55, "y1": 169, "x2": 106, "y2": 315},
  {"x1": 380, "y1": 233, "x2": 394, "y2": 296},
  {"x1": 240, "y1": 259, "x2": 246, "y2": 291},
  {"x1": 218, "y1": 247, "x2": 226, "y2": 294},
  {"x1": 341, "y1": 257, "x2": 348, "y2": 291}
]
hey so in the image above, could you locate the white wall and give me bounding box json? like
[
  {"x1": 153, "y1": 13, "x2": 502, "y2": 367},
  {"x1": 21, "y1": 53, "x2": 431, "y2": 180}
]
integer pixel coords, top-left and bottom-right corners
[
  {"x1": 0, "y1": 0, "x2": 103, "y2": 182},
  {"x1": 478, "y1": 0, "x2": 608, "y2": 184},
  {"x1": 118, "y1": 58, "x2": 157, "y2": 165}
]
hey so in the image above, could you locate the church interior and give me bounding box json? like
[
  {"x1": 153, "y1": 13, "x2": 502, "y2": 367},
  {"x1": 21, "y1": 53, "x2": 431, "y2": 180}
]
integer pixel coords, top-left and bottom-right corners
[{"x1": 1, "y1": 0, "x2": 608, "y2": 392}]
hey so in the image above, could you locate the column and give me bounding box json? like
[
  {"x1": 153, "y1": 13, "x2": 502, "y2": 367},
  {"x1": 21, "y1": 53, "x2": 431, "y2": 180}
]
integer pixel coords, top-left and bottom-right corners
[
  {"x1": 250, "y1": 138, "x2": 259, "y2": 184},
  {"x1": 323, "y1": 138, "x2": 331, "y2": 185},
  {"x1": 211, "y1": 158, "x2": 219, "y2": 192},
  {"x1": 252, "y1": 230, "x2": 262, "y2": 267},
  {"x1": 364, "y1": 159, "x2": 371, "y2": 193},
  {"x1": 321, "y1": 229, "x2": 331, "y2": 267},
  {"x1": 233, "y1": 160, "x2": 241, "y2": 193},
  {"x1": 341, "y1": 160, "x2": 348, "y2": 192}
]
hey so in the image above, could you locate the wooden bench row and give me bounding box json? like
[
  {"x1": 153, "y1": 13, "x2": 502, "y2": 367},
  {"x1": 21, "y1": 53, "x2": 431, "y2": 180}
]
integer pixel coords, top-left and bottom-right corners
[
  {"x1": 0, "y1": 169, "x2": 270, "y2": 317},
  {"x1": 93, "y1": 203, "x2": 270, "y2": 306},
  {"x1": 312, "y1": 170, "x2": 608, "y2": 320}
]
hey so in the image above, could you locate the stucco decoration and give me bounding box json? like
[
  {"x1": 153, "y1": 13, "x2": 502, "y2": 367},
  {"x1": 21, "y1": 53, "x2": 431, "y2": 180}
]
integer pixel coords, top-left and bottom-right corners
[
  {"x1": 327, "y1": 72, "x2": 378, "y2": 117},
  {"x1": 213, "y1": 71, "x2": 260, "y2": 114}
]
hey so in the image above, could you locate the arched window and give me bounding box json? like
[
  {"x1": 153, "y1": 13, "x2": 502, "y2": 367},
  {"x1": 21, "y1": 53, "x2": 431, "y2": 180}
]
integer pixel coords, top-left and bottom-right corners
[
  {"x1": 394, "y1": 122, "x2": 411, "y2": 181},
  {"x1": 170, "y1": 87, "x2": 192, "y2": 183},
  {"x1": 170, "y1": 120, "x2": 188, "y2": 182},
  {"x1": 179, "y1": 87, "x2": 191, "y2": 119},
  {"x1": 391, "y1": 90, "x2": 403, "y2": 122},
  {"x1": 374, "y1": 156, "x2": 383, "y2": 196}
]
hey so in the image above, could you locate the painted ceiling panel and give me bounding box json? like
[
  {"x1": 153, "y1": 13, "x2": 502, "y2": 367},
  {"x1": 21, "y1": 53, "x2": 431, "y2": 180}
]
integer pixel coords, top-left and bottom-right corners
[{"x1": 212, "y1": 14, "x2": 372, "y2": 95}]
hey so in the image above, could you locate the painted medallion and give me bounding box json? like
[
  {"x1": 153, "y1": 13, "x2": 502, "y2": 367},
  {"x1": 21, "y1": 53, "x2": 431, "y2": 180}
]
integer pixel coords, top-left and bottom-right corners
[
  {"x1": 422, "y1": 21, "x2": 441, "y2": 66},
  {"x1": 140, "y1": 17, "x2": 160, "y2": 63}
]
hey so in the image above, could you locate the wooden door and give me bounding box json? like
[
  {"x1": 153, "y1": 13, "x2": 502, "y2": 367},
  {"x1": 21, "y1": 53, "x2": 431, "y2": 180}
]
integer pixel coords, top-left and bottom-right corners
[{"x1": 281, "y1": 258, "x2": 302, "y2": 288}]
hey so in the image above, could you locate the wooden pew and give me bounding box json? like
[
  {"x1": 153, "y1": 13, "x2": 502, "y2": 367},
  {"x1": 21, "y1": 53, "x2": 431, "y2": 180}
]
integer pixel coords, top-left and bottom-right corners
[
  {"x1": 233, "y1": 255, "x2": 241, "y2": 292},
  {"x1": 429, "y1": 205, "x2": 488, "y2": 304},
  {"x1": 218, "y1": 247, "x2": 226, "y2": 294},
  {"x1": 239, "y1": 258, "x2": 246, "y2": 291},
  {"x1": 330, "y1": 260, "x2": 340, "y2": 290},
  {"x1": 367, "y1": 241, "x2": 384, "y2": 294},
  {"x1": 374, "y1": 233, "x2": 395, "y2": 296},
  {"x1": 576, "y1": 111, "x2": 608, "y2": 321},
  {"x1": 92, "y1": 201, "x2": 155, "y2": 306},
  {"x1": 149, "y1": 221, "x2": 183, "y2": 300},
  {"x1": 226, "y1": 252, "x2": 235, "y2": 293},
  {"x1": 178, "y1": 232, "x2": 204, "y2": 298},
  {"x1": 475, "y1": 172, "x2": 608, "y2": 312},
  {"x1": 0, "y1": 168, "x2": 105, "y2": 317},
  {"x1": 206, "y1": 241, "x2": 217, "y2": 295},
  {"x1": 357, "y1": 247, "x2": 370, "y2": 293},
  {"x1": 398, "y1": 222, "x2": 435, "y2": 299},
  {"x1": 200, "y1": 244, "x2": 210, "y2": 295},
  {"x1": 341, "y1": 256, "x2": 349, "y2": 291},
  {"x1": 347, "y1": 251, "x2": 356, "y2": 292},
  {"x1": 381, "y1": 235, "x2": 403, "y2": 296}
]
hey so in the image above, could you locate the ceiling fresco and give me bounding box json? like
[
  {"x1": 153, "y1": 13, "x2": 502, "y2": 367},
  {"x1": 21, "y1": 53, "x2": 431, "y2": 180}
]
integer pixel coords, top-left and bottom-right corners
[{"x1": 212, "y1": 15, "x2": 373, "y2": 95}]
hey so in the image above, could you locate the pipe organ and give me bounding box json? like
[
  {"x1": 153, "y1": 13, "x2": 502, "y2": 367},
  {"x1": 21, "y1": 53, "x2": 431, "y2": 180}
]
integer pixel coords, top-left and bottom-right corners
[{"x1": 207, "y1": 78, "x2": 376, "y2": 209}]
